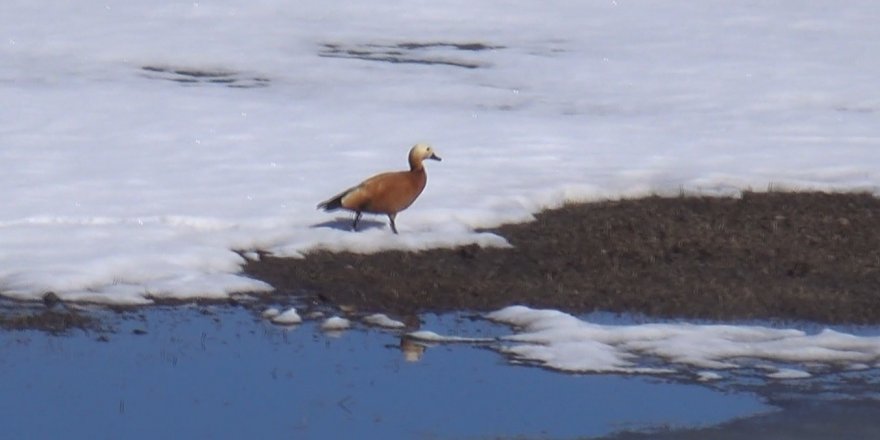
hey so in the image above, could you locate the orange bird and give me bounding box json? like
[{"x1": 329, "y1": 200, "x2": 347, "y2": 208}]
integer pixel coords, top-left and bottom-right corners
[{"x1": 317, "y1": 143, "x2": 441, "y2": 234}]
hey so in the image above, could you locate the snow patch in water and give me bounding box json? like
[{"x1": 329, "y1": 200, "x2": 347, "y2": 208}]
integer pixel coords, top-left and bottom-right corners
[{"x1": 484, "y1": 306, "x2": 880, "y2": 378}]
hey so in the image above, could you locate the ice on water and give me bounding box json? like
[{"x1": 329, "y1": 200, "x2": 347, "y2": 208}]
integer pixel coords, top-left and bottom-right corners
[
  {"x1": 321, "y1": 316, "x2": 352, "y2": 331},
  {"x1": 271, "y1": 307, "x2": 303, "y2": 325},
  {"x1": 486, "y1": 306, "x2": 880, "y2": 378},
  {"x1": 363, "y1": 313, "x2": 407, "y2": 329},
  {"x1": 2, "y1": 1, "x2": 879, "y2": 304}
]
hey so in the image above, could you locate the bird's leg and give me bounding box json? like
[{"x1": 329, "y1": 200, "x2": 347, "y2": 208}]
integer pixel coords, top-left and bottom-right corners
[
  {"x1": 388, "y1": 213, "x2": 398, "y2": 234},
  {"x1": 352, "y1": 211, "x2": 362, "y2": 231}
]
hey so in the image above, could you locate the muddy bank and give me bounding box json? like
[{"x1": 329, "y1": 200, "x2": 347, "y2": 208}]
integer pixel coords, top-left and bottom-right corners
[
  {"x1": 0, "y1": 301, "x2": 100, "y2": 333},
  {"x1": 604, "y1": 398, "x2": 880, "y2": 440},
  {"x1": 245, "y1": 191, "x2": 880, "y2": 324}
]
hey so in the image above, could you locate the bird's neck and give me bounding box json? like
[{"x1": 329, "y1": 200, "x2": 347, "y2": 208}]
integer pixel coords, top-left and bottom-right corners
[{"x1": 409, "y1": 157, "x2": 424, "y2": 171}]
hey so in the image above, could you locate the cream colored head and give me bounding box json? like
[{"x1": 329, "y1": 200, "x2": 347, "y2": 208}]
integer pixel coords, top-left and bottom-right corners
[{"x1": 408, "y1": 143, "x2": 442, "y2": 169}]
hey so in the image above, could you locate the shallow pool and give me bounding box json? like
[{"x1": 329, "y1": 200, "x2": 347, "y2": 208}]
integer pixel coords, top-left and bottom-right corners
[{"x1": 0, "y1": 305, "x2": 776, "y2": 439}]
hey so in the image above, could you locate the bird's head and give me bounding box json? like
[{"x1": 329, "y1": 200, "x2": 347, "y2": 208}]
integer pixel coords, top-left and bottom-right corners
[{"x1": 409, "y1": 143, "x2": 441, "y2": 169}]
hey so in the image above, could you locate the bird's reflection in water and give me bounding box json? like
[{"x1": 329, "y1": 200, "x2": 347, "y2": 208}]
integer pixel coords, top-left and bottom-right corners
[{"x1": 399, "y1": 336, "x2": 428, "y2": 362}]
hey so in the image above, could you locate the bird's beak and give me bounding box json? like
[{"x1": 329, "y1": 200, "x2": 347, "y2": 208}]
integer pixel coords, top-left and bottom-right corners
[{"x1": 429, "y1": 153, "x2": 442, "y2": 161}]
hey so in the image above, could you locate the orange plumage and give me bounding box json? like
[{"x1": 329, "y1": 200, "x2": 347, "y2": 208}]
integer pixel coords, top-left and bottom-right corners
[{"x1": 317, "y1": 143, "x2": 441, "y2": 233}]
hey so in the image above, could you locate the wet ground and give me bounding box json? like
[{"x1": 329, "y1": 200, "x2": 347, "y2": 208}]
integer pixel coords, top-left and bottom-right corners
[
  {"x1": 3, "y1": 191, "x2": 878, "y2": 333},
  {"x1": 606, "y1": 399, "x2": 880, "y2": 440},
  {"x1": 0, "y1": 301, "x2": 100, "y2": 333},
  {"x1": 246, "y1": 191, "x2": 880, "y2": 324}
]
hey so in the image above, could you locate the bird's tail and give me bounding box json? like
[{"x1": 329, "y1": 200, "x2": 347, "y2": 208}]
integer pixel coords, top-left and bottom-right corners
[{"x1": 316, "y1": 193, "x2": 345, "y2": 211}]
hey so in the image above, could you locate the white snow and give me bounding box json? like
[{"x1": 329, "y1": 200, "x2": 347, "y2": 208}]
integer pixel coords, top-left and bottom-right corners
[
  {"x1": 261, "y1": 307, "x2": 280, "y2": 319},
  {"x1": 2, "y1": 1, "x2": 880, "y2": 304},
  {"x1": 407, "y1": 330, "x2": 495, "y2": 344},
  {"x1": 270, "y1": 307, "x2": 303, "y2": 325},
  {"x1": 363, "y1": 313, "x2": 406, "y2": 329},
  {"x1": 321, "y1": 316, "x2": 352, "y2": 331},
  {"x1": 696, "y1": 371, "x2": 723, "y2": 382},
  {"x1": 766, "y1": 368, "x2": 812, "y2": 380},
  {"x1": 486, "y1": 306, "x2": 880, "y2": 378}
]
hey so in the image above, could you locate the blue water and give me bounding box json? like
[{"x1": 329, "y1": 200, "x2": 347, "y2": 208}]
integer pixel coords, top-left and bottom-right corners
[{"x1": 0, "y1": 306, "x2": 770, "y2": 439}]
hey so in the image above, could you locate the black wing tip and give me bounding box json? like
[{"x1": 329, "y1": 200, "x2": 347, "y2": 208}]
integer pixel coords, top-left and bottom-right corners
[{"x1": 317, "y1": 197, "x2": 343, "y2": 211}]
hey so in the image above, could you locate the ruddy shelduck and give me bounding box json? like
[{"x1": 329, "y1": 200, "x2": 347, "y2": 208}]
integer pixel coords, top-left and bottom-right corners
[{"x1": 317, "y1": 143, "x2": 441, "y2": 234}]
